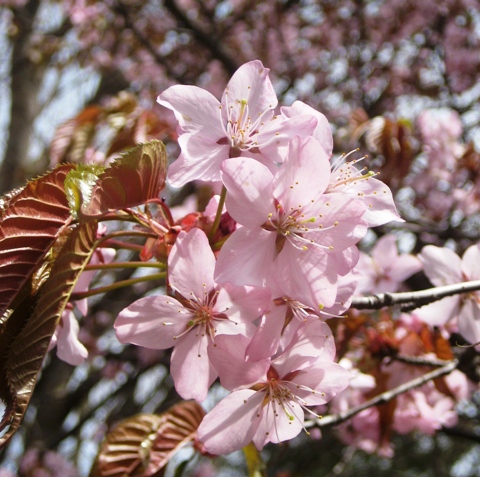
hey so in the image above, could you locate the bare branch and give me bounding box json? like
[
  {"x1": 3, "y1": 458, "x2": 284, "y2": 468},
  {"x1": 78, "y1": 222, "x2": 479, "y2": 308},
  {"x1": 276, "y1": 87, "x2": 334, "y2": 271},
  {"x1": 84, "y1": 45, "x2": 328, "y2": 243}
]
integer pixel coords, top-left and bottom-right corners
[
  {"x1": 309, "y1": 359, "x2": 458, "y2": 429},
  {"x1": 163, "y1": 0, "x2": 239, "y2": 75},
  {"x1": 391, "y1": 354, "x2": 454, "y2": 367},
  {"x1": 350, "y1": 280, "x2": 480, "y2": 311}
]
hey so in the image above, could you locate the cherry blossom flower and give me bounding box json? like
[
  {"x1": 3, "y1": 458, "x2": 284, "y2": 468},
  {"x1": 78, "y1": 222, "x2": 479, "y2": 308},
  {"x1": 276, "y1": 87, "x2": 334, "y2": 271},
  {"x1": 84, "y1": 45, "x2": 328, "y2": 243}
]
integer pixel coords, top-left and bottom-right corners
[
  {"x1": 414, "y1": 243, "x2": 480, "y2": 345},
  {"x1": 115, "y1": 228, "x2": 270, "y2": 401},
  {"x1": 355, "y1": 234, "x2": 422, "y2": 294},
  {"x1": 157, "y1": 60, "x2": 317, "y2": 187},
  {"x1": 19, "y1": 448, "x2": 77, "y2": 477},
  {"x1": 336, "y1": 406, "x2": 394, "y2": 458},
  {"x1": 328, "y1": 153, "x2": 402, "y2": 227},
  {"x1": 246, "y1": 272, "x2": 359, "y2": 362},
  {"x1": 197, "y1": 321, "x2": 350, "y2": 454},
  {"x1": 418, "y1": 109, "x2": 465, "y2": 172},
  {"x1": 331, "y1": 359, "x2": 394, "y2": 457},
  {"x1": 215, "y1": 135, "x2": 367, "y2": 308},
  {"x1": 393, "y1": 387, "x2": 458, "y2": 435},
  {"x1": 383, "y1": 356, "x2": 461, "y2": 436}
]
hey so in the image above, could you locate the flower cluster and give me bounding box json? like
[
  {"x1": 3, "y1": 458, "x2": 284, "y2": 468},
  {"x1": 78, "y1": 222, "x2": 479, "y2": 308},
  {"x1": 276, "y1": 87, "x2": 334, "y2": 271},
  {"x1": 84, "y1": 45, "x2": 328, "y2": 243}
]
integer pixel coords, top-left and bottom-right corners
[
  {"x1": 414, "y1": 243, "x2": 480, "y2": 345},
  {"x1": 114, "y1": 60, "x2": 402, "y2": 454}
]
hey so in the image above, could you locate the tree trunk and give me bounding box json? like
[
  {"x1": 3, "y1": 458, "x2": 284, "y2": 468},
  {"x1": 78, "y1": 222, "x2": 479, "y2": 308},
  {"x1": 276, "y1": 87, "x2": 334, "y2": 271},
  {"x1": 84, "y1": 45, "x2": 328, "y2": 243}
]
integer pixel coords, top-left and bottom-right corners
[{"x1": 1, "y1": 0, "x2": 45, "y2": 194}]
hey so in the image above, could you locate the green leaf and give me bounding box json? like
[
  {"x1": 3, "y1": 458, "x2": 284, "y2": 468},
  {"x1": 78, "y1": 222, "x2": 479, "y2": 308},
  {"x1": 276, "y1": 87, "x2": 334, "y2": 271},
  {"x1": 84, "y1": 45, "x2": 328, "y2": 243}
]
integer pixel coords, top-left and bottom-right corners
[
  {"x1": 65, "y1": 164, "x2": 106, "y2": 218},
  {"x1": 0, "y1": 220, "x2": 98, "y2": 447}
]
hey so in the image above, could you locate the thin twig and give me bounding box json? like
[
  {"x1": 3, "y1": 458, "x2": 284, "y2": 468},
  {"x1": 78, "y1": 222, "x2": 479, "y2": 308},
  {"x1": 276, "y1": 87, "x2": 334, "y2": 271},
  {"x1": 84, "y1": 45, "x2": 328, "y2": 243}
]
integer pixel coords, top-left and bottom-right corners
[
  {"x1": 70, "y1": 272, "x2": 166, "y2": 300},
  {"x1": 163, "y1": 0, "x2": 239, "y2": 74},
  {"x1": 391, "y1": 354, "x2": 453, "y2": 367},
  {"x1": 83, "y1": 261, "x2": 166, "y2": 271},
  {"x1": 350, "y1": 280, "x2": 480, "y2": 311},
  {"x1": 310, "y1": 359, "x2": 458, "y2": 428}
]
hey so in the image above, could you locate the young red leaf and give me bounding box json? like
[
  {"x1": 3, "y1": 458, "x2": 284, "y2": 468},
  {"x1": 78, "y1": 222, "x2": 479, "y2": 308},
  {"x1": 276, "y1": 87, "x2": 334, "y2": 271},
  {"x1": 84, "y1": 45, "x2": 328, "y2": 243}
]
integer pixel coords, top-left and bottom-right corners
[
  {"x1": 90, "y1": 400, "x2": 206, "y2": 477},
  {"x1": 0, "y1": 221, "x2": 98, "y2": 447},
  {"x1": 0, "y1": 164, "x2": 76, "y2": 320},
  {"x1": 81, "y1": 140, "x2": 167, "y2": 218},
  {"x1": 49, "y1": 105, "x2": 104, "y2": 165}
]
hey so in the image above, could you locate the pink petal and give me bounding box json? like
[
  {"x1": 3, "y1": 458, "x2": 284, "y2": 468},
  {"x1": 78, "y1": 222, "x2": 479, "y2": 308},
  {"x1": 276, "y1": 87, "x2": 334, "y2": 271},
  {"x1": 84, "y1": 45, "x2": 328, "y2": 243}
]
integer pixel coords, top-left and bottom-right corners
[
  {"x1": 158, "y1": 85, "x2": 224, "y2": 136},
  {"x1": 221, "y1": 60, "x2": 277, "y2": 120},
  {"x1": 274, "y1": 245, "x2": 338, "y2": 308},
  {"x1": 56, "y1": 309, "x2": 88, "y2": 366},
  {"x1": 291, "y1": 362, "x2": 351, "y2": 405},
  {"x1": 331, "y1": 246, "x2": 360, "y2": 276},
  {"x1": 221, "y1": 157, "x2": 275, "y2": 227},
  {"x1": 390, "y1": 254, "x2": 423, "y2": 283},
  {"x1": 215, "y1": 283, "x2": 271, "y2": 324},
  {"x1": 169, "y1": 229, "x2": 216, "y2": 299},
  {"x1": 371, "y1": 234, "x2": 399, "y2": 264},
  {"x1": 171, "y1": 330, "x2": 217, "y2": 401},
  {"x1": 461, "y1": 243, "x2": 480, "y2": 280},
  {"x1": 273, "y1": 136, "x2": 331, "y2": 209},
  {"x1": 419, "y1": 246, "x2": 462, "y2": 286},
  {"x1": 168, "y1": 135, "x2": 229, "y2": 186},
  {"x1": 355, "y1": 253, "x2": 376, "y2": 293},
  {"x1": 328, "y1": 171, "x2": 402, "y2": 227},
  {"x1": 215, "y1": 227, "x2": 277, "y2": 287},
  {"x1": 414, "y1": 296, "x2": 460, "y2": 327},
  {"x1": 354, "y1": 177, "x2": 403, "y2": 226},
  {"x1": 208, "y1": 334, "x2": 269, "y2": 390},
  {"x1": 307, "y1": 195, "x2": 367, "y2": 253},
  {"x1": 197, "y1": 389, "x2": 263, "y2": 455},
  {"x1": 253, "y1": 397, "x2": 304, "y2": 448},
  {"x1": 246, "y1": 306, "x2": 287, "y2": 362},
  {"x1": 213, "y1": 319, "x2": 254, "y2": 338},
  {"x1": 327, "y1": 271, "x2": 360, "y2": 314},
  {"x1": 281, "y1": 101, "x2": 333, "y2": 157},
  {"x1": 458, "y1": 299, "x2": 480, "y2": 345},
  {"x1": 114, "y1": 296, "x2": 192, "y2": 349},
  {"x1": 257, "y1": 115, "x2": 318, "y2": 163},
  {"x1": 274, "y1": 320, "x2": 335, "y2": 376}
]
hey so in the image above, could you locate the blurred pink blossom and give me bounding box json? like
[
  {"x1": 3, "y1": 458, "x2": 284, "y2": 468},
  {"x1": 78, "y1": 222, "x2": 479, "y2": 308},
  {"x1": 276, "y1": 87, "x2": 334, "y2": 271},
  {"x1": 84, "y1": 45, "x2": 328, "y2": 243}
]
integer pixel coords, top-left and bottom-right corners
[
  {"x1": 355, "y1": 234, "x2": 422, "y2": 294},
  {"x1": 415, "y1": 243, "x2": 480, "y2": 345}
]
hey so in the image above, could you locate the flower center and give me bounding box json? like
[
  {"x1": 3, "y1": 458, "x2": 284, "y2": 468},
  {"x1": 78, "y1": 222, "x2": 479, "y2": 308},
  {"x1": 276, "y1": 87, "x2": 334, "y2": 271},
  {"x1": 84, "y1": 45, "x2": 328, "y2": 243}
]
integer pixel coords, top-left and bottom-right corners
[
  {"x1": 263, "y1": 202, "x2": 334, "y2": 254},
  {"x1": 328, "y1": 152, "x2": 377, "y2": 193},
  {"x1": 174, "y1": 289, "x2": 229, "y2": 340},
  {"x1": 222, "y1": 91, "x2": 274, "y2": 154}
]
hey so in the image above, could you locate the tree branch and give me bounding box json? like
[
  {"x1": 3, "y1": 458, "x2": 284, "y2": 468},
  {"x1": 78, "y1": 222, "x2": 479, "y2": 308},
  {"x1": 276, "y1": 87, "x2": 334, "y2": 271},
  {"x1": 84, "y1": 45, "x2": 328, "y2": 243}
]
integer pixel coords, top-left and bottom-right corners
[
  {"x1": 391, "y1": 354, "x2": 454, "y2": 367},
  {"x1": 311, "y1": 359, "x2": 458, "y2": 428},
  {"x1": 113, "y1": 1, "x2": 185, "y2": 84},
  {"x1": 350, "y1": 280, "x2": 480, "y2": 311},
  {"x1": 163, "y1": 0, "x2": 239, "y2": 75}
]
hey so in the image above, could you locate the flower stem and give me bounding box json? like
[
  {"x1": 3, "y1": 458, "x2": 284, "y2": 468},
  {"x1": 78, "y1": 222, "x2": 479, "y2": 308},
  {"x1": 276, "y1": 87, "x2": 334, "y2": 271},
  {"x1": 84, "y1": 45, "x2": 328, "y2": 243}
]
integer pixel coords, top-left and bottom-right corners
[
  {"x1": 95, "y1": 230, "x2": 156, "y2": 252},
  {"x1": 70, "y1": 272, "x2": 166, "y2": 300},
  {"x1": 98, "y1": 240, "x2": 144, "y2": 252},
  {"x1": 97, "y1": 230, "x2": 157, "y2": 245},
  {"x1": 208, "y1": 185, "x2": 227, "y2": 241},
  {"x1": 83, "y1": 261, "x2": 166, "y2": 271}
]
